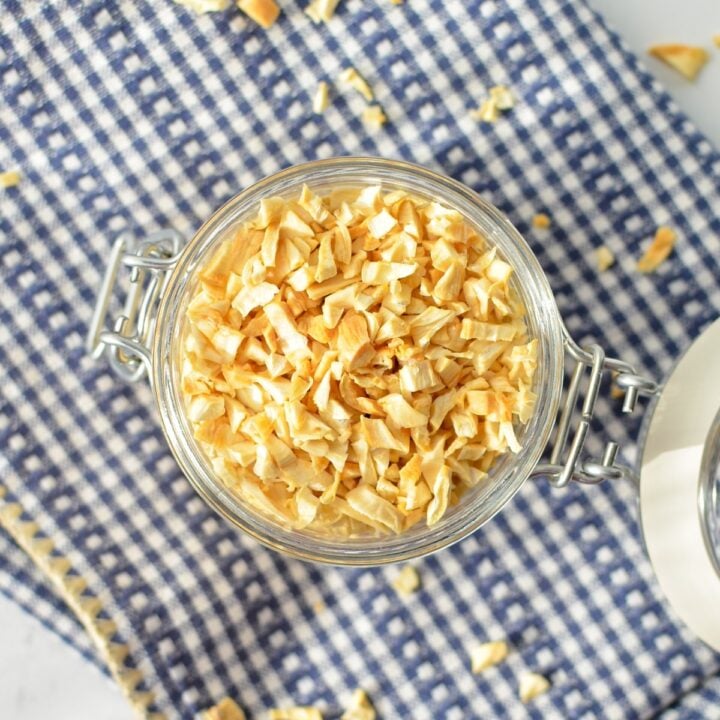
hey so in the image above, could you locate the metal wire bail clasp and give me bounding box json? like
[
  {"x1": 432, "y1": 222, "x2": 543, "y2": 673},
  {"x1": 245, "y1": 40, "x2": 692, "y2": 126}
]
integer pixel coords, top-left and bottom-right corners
[
  {"x1": 533, "y1": 325, "x2": 660, "y2": 488},
  {"x1": 85, "y1": 230, "x2": 185, "y2": 383}
]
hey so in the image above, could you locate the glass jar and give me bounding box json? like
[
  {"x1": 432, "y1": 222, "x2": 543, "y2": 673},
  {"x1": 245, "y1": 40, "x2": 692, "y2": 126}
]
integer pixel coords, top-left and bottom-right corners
[{"x1": 86, "y1": 157, "x2": 654, "y2": 566}]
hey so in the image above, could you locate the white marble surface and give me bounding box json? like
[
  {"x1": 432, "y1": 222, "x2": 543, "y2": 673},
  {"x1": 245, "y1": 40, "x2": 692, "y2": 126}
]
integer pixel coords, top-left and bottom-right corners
[
  {"x1": 1, "y1": 2, "x2": 719, "y2": 718},
  {"x1": 0, "y1": 594, "x2": 130, "y2": 719},
  {"x1": 594, "y1": 0, "x2": 720, "y2": 144}
]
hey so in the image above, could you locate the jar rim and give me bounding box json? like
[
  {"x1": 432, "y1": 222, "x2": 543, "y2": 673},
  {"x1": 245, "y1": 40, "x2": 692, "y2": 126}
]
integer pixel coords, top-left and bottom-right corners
[{"x1": 152, "y1": 157, "x2": 565, "y2": 565}]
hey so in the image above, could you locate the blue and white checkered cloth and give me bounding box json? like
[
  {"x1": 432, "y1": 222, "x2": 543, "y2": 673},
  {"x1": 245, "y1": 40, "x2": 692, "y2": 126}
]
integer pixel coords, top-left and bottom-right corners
[{"x1": 2, "y1": 0, "x2": 720, "y2": 717}]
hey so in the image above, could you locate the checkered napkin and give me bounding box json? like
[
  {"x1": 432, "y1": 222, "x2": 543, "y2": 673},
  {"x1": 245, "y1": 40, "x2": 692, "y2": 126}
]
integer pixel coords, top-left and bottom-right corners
[{"x1": 2, "y1": 0, "x2": 720, "y2": 717}]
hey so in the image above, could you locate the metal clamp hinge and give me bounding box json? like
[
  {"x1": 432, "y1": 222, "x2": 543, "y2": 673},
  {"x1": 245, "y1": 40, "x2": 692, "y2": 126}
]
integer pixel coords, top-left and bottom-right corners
[
  {"x1": 85, "y1": 230, "x2": 185, "y2": 383},
  {"x1": 533, "y1": 327, "x2": 659, "y2": 488}
]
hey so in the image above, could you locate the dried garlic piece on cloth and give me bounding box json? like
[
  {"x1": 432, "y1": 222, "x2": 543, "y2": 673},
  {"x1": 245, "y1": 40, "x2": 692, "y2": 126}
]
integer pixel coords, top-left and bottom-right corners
[
  {"x1": 470, "y1": 640, "x2": 509, "y2": 673},
  {"x1": 202, "y1": 697, "x2": 246, "y2": 720},
  {"x1": 339, "y1": 68, "x2": 374, "y2": 101},
  {"x1": 313, "y1": 82, "x2": 330, "y2": 114},
  {"x1": 519, "y1": 672, "x2": 551, "y2": 702},
  {"x1": 470, "y1": 99, "x2": 499, "y2": 123},
  {"x1": 238, "y1": 0, "x2": 280, "y2": 28},
  {"x1": 0, "y1": 169, "x2": 21, "y2": 188},
  {"x1": 648, "y1": 44, "x2": 709, "y2": 80},
  {"x1": 489, "y1": 85, "x2": 514, "y2": 110},
  {"x1": 362, "y1": 105, "x2": 387, "y2": 129},
  {"x1": 471, "y1": 85, "x2": 514, "y2": 123},
  {"x1": 637, "y1": 226, "x2": 676, "y2": 273},
  {"x1": 392, "y1": 564, "x2": 421, "y2": 595},
  {"x1": 181, "y1": 184, "x2": 537, "y2": 537},
  {"x1": 174, "y1": 0, "x2": 230, "y2": 12},
  {"x1": 532, "y1": 213, "x2": 551, "y2": 229},
  {"x1": 269, "y1": 709, "x2": 323, "y2": 720},
  {"x1": 340, "y1": 689, "x2": 376, "y2": 720},
  {"x1": 306, "y1": 0, "x2": 341, "y2": 23},
  {"x1": 595, "y1": 245, "x2": 614, "y2": 272}
]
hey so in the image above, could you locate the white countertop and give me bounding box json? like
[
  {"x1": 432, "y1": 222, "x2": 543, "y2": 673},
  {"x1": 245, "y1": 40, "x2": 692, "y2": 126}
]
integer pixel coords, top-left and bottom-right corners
[
  {"x1": 596, "y1": 0, "x2": 720, "y2": 143},
  {"x1": 1, "y1": 2, "x2": 719, "y2": 718},
  {"x1": 0, "y1": 596, "x2": 130, "y2": 719}
]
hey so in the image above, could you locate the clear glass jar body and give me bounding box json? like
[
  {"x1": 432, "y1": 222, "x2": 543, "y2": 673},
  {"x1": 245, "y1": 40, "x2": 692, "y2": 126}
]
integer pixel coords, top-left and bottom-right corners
[{"x1": 151, "y1": 157, "x2": 564, "y2": 565}]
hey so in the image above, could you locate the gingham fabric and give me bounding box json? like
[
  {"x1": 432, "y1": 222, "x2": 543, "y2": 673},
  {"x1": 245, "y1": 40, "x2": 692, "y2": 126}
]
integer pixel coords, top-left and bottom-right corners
[{"x1": 1, "y1": 0, "x2": 719, "y2": 717}]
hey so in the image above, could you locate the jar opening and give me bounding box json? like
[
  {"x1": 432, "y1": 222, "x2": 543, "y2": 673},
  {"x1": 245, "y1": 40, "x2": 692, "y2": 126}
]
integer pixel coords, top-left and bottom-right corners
[{"x1": 152, "y1": 158, "x2": 564, "y2": 565}]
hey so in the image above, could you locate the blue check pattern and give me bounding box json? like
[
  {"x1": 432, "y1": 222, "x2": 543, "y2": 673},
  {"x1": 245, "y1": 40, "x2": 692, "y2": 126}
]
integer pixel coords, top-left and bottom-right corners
[{"x1": 1, "y1": 0, "x2": 720, "y2": 717}]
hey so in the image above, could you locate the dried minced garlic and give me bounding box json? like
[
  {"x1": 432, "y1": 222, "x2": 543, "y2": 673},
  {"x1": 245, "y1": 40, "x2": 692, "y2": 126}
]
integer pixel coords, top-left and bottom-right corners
[
  {"x1": 392, "y1": 565, "x2": 420, "y2": 596},
  {"x1": 269, "y1": 709, "x2": 322, "y2": 720},
  {"x1": 0, "y1": 170, "x2": 21, "y2": 188},
  {"x1": 339, "y1": 68, "x2": 374, "y2": 101},
  {"x1": 595, "y1": 245, "x2": 614, "y2": 272},
  {"x1": 174, "y1": 0, "x2": 231, "y2": 12},
  {"x1": 306, "y1": 0, "x2": 341, "y2": 23},
  {"x1": 471, "y1": 85, "x2": 514, "y2": 123},
  {"x1": 470, "y1": 99, "x2": 499, "y2": 124},
  {"x1": 181, "y1": 185, "x2": 538, "y2": 537},
  {"x1": 519, "y1": 672, "x2": 550, "y2": 703},
  {"x1": 648, "y1": 44, "x2": 709, "y2": 81},
  {"x1": 362, "y1": 105, "x2": 386, "y2": 130},
  {"x1": 470, "y1": 640, "x2": 508, "y2": 673},
  {"x1": 637, "y1": 226, "x2": 676, "y2": 273},
  {"x1": 313, "y1": 82, "x2": 330, "y2": 114},
  {"x1": 238, "y1": 0, "x2": 280, "y2": 28},
  {"x1": 531, "y1": 213, "x2": 551, "y2": 230},
  {"x1": 489, "y1": 85, "x2": 514, "y2": 111},
  {"x1": 202, "y1": 697, "x2": 246, "y2": 720},
  {"x1": 174, "y1": 0, "x2": 279, "y2": 25},
  {"x1": 341, "y1": 689, "x2": 375, "y2": 720}
]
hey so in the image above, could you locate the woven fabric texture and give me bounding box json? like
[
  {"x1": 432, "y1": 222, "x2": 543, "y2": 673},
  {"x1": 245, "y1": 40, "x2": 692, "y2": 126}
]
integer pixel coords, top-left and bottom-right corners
[{"x1": 1, "y1": 0, "x2": 720, "y2": 718}]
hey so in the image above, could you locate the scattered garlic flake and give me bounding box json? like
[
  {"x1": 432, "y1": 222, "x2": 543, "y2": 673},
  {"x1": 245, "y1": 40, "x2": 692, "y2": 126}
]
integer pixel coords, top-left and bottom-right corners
[
  {"x1": 306, "y1": 0, "x2": 341, "y2": 23},
  {"x1": 471, "y1": 85, "x2": 514, "y2": 123},
  {"x1": 340, "y1": 689, "x2": 376, "y2": 720},
  {"x1": 268, "y1": 709, "x2": 323, "y2": 720},
  {"x1": 532, "y1": 213, "x2": 551, "y2": 229},
  {"x1": 470, "y1": 640, "x2": 509, "y2": 673},
  {"x1": 637, "y1": 226, "x2": 676, "y2": 273},
  {"x1": 313, "y1": 81, "x2": 330, "y2": 114},
  {"x1": 489, "y1": 85, "x2": 514, "y2": 110},
  {"x1": 339, "y1": 68, "x2": 374, "y2": 101},
  {"x1": 237, "y1": 0, "x2": 280, "y2": 28},
  {"x1": 392, "y1": 565, "x2": 421, "y2": 596},
  {"x1": 174, "y1": 0, "x2": 230, "y2": 12},
  {"x1": 202, "y1": 697, "x2": 246, "y2": 720},
  {"x1": 714, "y1": 35, "x2": 720, "y2": 48},
  {"x1": 182, "y1": 185, "x2": 537, "y2": 538},
  {"x1": 595, "y1": 245, "x2": 615, "y2": 272},
  {"x1": 648, "y1": 44, "x2": 709, "y2": 80},
  {"x1": 389, "y1": 0, "x2": 404, "y2": 4},
  {"x1": 519, "y1": 672, "x2": 551, "y2": 703},
  {"x1": 362, "y1": 105, "x2": 387, "y2": 130},
  {"x1": 0, "y1": 170, "x2": 21, "y2": 188},
  {"x1": 470, "y1": 99, "x2": 499, "y2": 123}
]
